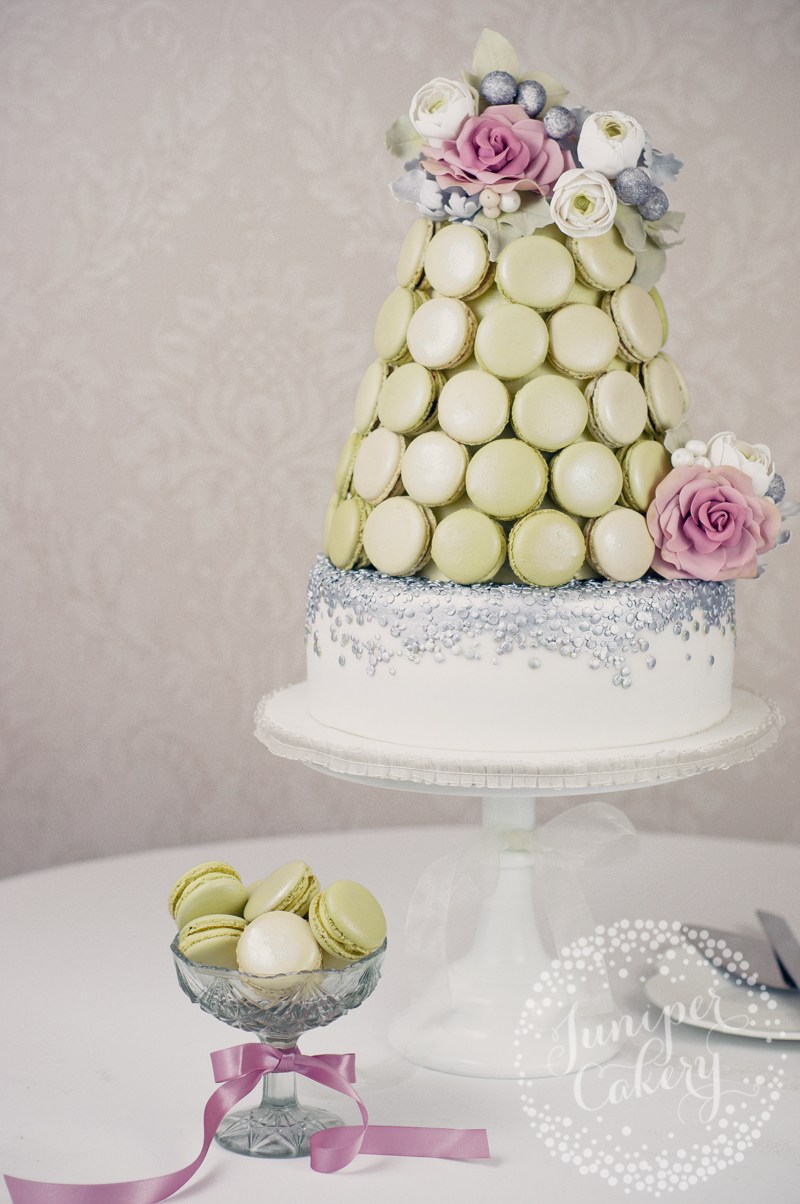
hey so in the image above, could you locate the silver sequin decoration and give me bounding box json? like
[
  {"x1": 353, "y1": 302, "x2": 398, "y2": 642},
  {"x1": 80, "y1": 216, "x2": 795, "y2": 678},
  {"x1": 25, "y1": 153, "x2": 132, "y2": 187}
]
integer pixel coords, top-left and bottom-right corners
[{"x1": 307, "y1": 557, "x2": 735, "y2": 691}]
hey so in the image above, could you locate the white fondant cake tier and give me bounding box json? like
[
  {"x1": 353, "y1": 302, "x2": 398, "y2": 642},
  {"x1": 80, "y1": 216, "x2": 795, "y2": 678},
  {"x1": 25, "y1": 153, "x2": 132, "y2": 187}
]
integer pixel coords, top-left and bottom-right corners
[{"x1": 305, "y1": 557, "x2": 735, "y2": 753}]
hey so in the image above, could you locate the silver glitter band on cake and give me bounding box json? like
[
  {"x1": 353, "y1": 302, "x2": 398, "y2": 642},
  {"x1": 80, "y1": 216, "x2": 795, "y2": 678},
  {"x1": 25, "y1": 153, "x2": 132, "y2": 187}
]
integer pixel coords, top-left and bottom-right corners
[{"x1": 307, "y1": 556, "x2": 735, "y2": 690}]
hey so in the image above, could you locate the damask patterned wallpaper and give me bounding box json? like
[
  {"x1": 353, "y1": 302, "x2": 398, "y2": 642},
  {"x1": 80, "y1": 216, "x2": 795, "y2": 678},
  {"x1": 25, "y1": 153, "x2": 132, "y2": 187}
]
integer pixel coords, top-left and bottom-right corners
[{"x1": 2, "y1": 0, "x2": 799, "y2": 875}]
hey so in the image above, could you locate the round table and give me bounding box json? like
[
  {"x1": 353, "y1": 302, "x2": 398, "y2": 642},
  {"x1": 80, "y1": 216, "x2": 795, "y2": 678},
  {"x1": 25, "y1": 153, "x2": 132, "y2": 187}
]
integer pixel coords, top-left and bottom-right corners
[{"x1": 1, "y1": 827, "x2": 799, "y2": 1203}]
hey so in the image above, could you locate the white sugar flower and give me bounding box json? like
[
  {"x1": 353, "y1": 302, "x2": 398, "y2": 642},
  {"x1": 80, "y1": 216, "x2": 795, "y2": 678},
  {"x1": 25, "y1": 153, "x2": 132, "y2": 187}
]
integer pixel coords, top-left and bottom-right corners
[
  {"x1": 444, "y1": 190, "x2": 480, "y2": 220},
  {"x1": 550, "y1": 168, "x2": 617, "y2": 238},
  {"x1": 409, "y1": 77, "x2": 477, "y2": 148},
  {"x1": 705, "y1": 431, "x2": 775, "y2": 496},
  {"x1": 417, "y1": 176, "x2": 447, "y2": 219},
  {"x1": 577, "y1": 110, "x2": 646, "y2": 178}
]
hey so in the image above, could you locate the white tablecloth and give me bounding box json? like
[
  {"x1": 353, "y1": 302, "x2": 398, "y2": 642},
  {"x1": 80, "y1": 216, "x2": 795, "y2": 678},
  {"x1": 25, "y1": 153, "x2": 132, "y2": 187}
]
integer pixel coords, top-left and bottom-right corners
[{"x1": 1, "y1": 827, "x2": 798, "y2": 1203}]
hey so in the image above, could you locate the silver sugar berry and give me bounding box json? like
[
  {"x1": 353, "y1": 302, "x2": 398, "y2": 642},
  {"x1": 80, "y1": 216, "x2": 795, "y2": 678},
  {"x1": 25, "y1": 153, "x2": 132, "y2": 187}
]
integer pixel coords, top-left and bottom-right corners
[
  {"x1": 543, "y1": 105, "x2": 576, "y2": 139},
  {"x1": 480, "y1": 70, "x2": 518, "y2": 106},
  {"x1": 614, "y1": 167, "x2": 653, "y2": 206},
  {"x1": 637, "y1": 186, "x2": 669, "y2": 222},
  {"x1": 766, "y1": 473, "x2": 785, "y2": 504},
  {"x1": 515, "y1": 79, "x2": 547, "y2": 118}
]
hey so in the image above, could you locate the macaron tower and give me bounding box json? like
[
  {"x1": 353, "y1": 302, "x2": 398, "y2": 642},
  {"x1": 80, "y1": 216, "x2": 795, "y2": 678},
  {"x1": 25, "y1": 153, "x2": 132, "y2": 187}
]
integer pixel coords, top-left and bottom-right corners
[
  {"x1": 329, "y1": 217, "x2": 679, "y2": 587},
  {"x1": 305, "y1": 29, "x2": 785, "y2": 753}
]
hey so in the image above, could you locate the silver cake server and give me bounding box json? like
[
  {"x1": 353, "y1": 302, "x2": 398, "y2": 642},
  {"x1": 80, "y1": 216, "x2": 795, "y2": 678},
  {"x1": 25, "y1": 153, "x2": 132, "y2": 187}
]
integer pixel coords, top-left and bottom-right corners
[
  {"x1": 756, "y1": 911, "x2": 800, "y2": 989},
  {"x1": 680, "y1": 922, "x2": 794, "y2": 992}
]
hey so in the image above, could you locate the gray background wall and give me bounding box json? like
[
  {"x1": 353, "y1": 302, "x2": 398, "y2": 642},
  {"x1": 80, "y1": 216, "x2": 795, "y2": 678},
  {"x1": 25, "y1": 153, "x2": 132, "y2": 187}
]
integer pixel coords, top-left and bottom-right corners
[{"x1": 2, "y1": 0, "x2": 799, "y2": 877}]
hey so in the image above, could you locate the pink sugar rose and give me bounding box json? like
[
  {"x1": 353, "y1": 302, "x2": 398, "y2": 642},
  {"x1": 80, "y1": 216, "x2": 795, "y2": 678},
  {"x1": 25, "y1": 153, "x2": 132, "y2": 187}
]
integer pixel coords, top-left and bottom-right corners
[
  {"x1": 421, "y1": 103, "x2": 574, "y2": 197},
  {"x1": 646, "y1": 464, "x2": 782, "y2": 581}
]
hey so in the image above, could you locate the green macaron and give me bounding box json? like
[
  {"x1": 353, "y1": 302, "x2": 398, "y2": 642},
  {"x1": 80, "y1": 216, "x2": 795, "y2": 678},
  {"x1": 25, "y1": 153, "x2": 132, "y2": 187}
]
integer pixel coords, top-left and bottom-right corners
[
  {"x1": 585, "y1": 370, "x2": 648, "y2": 449},
  {"x1": 374, "y1": 286, "x2": 423, "y2": 363},
  {"x1": 395, "y1": 216, "x2": 434, "y2": 288},
  {"x1": 333, "y1": 430, "x2": 363, "y2": 498},
  {"x1": 466, "y1": 438, "x2": 548, "y2": 521},
  {"x1": 177, "y1": 914, "x2": 247, "y2": 970},
  {"x1": 325, "y1": 495, "x2": 371, "y2": 570},
  {"x1": 584, "y1": 507, "x2": 655, "y2": 582},
  {"x1": 638, "y1": 353, "x2": 689, "y2": 433},
  {"x1": 567, "y1": 226, "x2": 635, "y2": 291},
  {"x1": 308, "y1": 880, "x2": 387, "y2": 962},
  {"x1": 617, "y1": 439, "x2": 672, "y2": 512},
  {"x1": 602, "y1": 284, "x2": 664, "y2": 364},
  {"x1": 508, "y1": 509, "x2": 587, "y2": 588},
  {"x1": 549, "y1": 440, "x2": 623, "y2": 518},
  {"x1": 430, "y1": 507, "x2": 507, "y2": 584},
  {"x1": 244, "y1": 860, "x2": 321, "y2": 922},
  {"x1": 362, "y1": 495, "x2": 435, "y2": 576},
  {"x1": 547, "y1": 303, "x2": 619, "y2": 380},
  {"x1": 168, "y1": 861, "x2": 248, "y2": 931}
]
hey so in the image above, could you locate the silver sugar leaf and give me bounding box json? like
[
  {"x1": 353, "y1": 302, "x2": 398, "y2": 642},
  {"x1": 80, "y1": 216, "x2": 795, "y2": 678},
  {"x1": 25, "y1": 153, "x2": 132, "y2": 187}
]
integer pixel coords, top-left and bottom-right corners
[{"x1": 650, "y1": 149, "x2": 684, "y2": 188}]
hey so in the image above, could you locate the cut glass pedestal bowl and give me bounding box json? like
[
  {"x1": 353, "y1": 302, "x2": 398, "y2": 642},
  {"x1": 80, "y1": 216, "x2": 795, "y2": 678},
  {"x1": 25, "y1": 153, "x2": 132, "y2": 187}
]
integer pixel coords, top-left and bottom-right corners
[{"x1": 171, "y1": 936, "x2": 385, "y2": 1158}]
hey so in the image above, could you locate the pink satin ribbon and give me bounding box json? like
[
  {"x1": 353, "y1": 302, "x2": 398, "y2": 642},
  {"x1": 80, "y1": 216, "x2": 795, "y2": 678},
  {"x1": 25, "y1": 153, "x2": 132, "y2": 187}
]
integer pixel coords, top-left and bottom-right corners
[{"x1": 4, "y1": 1042, "x2": 490, "y2": 1201}]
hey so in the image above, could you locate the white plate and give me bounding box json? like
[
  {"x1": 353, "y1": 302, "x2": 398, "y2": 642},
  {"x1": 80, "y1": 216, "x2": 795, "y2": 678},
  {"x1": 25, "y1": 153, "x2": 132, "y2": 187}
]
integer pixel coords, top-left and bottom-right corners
[{"x1": 645, "y1": 957, "x2": 800, "y2": 1041}]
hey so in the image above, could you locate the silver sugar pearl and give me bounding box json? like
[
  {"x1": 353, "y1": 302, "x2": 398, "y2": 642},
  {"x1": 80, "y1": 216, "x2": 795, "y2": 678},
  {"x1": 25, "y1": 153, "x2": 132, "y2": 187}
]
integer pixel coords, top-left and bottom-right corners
[
  {"x1": 515, "y1": 79, "x2": 547, "y2": 118},
  {"x1": 637, "y1": 186, "x2": 669, "y2": 222},
  {"x1": 614, "y1": 167, "x2": 653, "y2": 206},
  {"x1": 480, "y1": 70, "x2": 517, "y2": 106},
  {"x1": 766, "y1": 473, "x2": 785, "y2": 504},
  {"x1": 543, "y1": 104, "x2": 576, "y2": 139}
]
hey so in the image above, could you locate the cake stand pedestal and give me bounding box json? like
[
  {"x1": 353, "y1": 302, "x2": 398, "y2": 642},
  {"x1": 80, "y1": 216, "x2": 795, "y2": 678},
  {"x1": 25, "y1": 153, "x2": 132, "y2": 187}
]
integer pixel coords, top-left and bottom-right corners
[{"x1": 255, "y1": 685, "x2": 781, "y2": 1079}]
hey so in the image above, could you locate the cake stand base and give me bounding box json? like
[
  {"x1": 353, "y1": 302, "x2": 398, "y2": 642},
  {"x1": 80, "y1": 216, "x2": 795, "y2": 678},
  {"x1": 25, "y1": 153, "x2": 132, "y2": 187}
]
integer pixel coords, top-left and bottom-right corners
[
  {"x1": 255, "y1": 686, "x2": 782, "y2": 1078},
  {"x1": 389, "y1": 794, "x2": 622, "y2": 1077}
]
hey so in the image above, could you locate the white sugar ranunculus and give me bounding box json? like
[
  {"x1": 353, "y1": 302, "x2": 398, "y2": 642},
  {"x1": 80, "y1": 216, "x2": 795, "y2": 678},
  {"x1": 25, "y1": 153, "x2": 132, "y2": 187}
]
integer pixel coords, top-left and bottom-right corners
[
  {"x1": 409, "y1": 77, "x2": 477, "y2": 147},
  {"x1": 550, "y1": 168, "x2": 617, "y2": 237},
  {"x1": 577, "y1": 111, "x2": 646, "y2": 178},
  {"x1": 705, "y1": 431, "x2": 775, "y2": 496}
]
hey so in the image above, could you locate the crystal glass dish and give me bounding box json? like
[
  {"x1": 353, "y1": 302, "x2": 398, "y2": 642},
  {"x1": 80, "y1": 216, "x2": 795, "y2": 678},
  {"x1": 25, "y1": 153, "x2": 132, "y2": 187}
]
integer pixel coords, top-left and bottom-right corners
[{"x1": 171, "y1": 935, "x2": 385, "y2": 1158}]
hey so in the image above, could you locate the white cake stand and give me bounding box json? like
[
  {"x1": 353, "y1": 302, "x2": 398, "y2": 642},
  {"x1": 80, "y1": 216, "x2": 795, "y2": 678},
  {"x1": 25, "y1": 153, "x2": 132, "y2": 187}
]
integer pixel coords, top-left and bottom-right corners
[{"x1": 255, "y1": 685, "x2": 782, "y2": 1078}]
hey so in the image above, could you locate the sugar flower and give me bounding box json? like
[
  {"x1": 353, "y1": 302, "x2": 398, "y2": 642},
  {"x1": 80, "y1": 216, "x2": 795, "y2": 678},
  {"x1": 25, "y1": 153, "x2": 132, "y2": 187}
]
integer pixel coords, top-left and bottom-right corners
[
  {"x1": 646, "y1": 464, "x2": 782, "y2": 581},
  {"x1": 444, "y1": 190, "x2": 481, "y2": 220},
  {"x1": 577, "y1": 110, "x2": 646, "y2": 178},
  {"x1": 409, "y1": 77, "x2": 477, "y2": 148},
  {"x1": 671, "y1": 432, "x2": 775, "y2": 497},
  {"x1": 550, "y1": 167, "x2": 617, "y2": 237},
  {"x1": 421, "y1": 104, "x2": 573, "y2": 197},
  {"x1": 705, "y1": 432, "x2": 775, "y2": 497}
]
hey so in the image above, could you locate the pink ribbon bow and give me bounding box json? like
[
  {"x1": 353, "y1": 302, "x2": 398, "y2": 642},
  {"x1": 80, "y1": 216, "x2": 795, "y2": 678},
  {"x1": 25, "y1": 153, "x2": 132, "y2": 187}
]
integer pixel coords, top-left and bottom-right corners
[{"x1": 4, "y1": 1041, "x2": 490, "y2": 1201}]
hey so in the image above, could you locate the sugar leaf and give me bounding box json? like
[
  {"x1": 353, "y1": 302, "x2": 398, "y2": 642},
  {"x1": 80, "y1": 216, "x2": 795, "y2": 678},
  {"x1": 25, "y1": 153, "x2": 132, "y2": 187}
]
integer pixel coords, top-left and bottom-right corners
[
  {"x1": 471, "y1": 197, "x2": 553, "y2": 260},
  {"x1": 472, "y1": 28, "x2": 520, "y2": 81},
  {"x1": 650, "y1": 149, "x2": 684, "y2": 188},
  {"x1": 519, "y1": 68, "x2": 569, "y2": 111},
  {"x1": 386, "y1": 112, "x2": 422, "y2": 159},
  {"x1": 614, "y1": 202, "x2": 648, "y2": 253},
  {"x1": 645, "y1": 209, "x2": 685, "y2": 249},
  {"x1": 631, "y1": 238, "x2": 667, "y2": 290}
]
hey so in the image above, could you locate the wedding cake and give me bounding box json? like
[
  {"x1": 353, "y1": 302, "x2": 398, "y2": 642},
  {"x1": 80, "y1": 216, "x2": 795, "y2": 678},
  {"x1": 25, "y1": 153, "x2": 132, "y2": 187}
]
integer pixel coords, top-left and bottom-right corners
[{"x1": 306, "y1": 30, "x2": 785, "y2": 753}]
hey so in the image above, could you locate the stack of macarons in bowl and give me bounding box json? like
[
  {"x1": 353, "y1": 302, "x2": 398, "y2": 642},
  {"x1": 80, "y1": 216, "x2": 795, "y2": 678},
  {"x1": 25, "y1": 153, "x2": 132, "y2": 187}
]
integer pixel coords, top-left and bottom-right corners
[{"x1": 169, "y1": 859, "x2": 387, "y2": 1033}]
